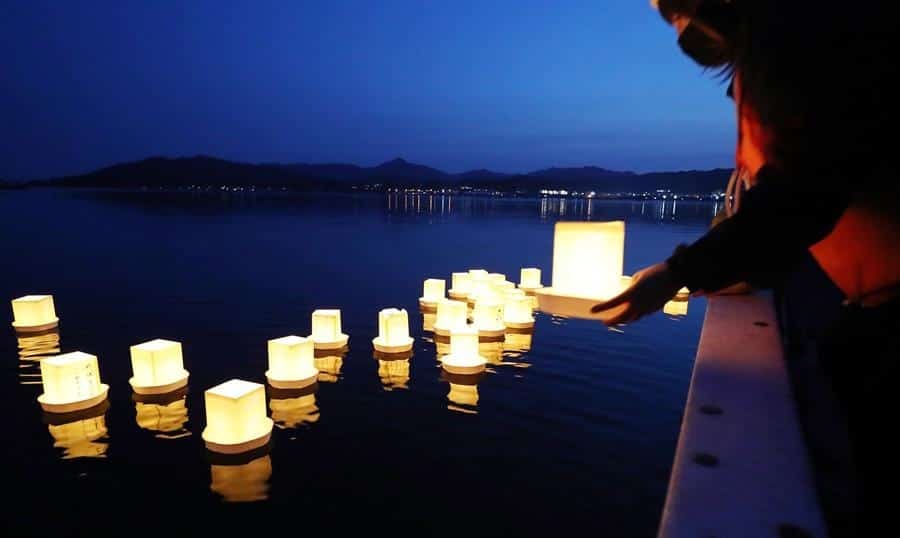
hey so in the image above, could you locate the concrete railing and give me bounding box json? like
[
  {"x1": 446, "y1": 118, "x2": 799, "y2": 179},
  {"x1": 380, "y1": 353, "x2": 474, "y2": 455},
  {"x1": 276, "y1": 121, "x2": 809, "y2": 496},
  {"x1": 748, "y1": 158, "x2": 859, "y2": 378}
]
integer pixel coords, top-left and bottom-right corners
[{"x1": 658, "y1": 292, "x2": 827, "y2": 538}]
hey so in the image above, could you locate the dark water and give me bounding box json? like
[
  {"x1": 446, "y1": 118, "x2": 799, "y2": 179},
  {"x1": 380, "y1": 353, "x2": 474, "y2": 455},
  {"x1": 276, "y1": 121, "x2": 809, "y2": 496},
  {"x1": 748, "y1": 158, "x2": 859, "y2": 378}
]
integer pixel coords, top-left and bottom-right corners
[{"x1": 0, "y1": 189, "x2": 713, "y2": 537}]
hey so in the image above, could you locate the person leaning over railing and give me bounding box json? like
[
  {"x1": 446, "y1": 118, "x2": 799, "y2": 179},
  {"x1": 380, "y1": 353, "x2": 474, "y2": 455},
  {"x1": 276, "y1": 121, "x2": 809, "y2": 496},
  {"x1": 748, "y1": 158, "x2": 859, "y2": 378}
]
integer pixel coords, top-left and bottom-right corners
[{"x1": 591, "y1": 1, "x2": 898, "y2": 536}]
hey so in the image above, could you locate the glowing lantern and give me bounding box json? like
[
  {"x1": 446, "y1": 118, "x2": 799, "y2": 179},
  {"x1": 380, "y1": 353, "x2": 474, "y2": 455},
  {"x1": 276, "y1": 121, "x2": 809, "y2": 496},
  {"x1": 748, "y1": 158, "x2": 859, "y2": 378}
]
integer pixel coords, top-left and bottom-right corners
[
  {"x1": 489, "y1": 273, "x2": 506, "y2": 283},
  {"x1": 504, "y1": 294, "x2": 535, "y2": 329},
  {"x1": 535, "y1": 221, "x2": 626, "y2": 319},
  {"x1": 135, "y1": 397, "x2": 190, "y2": 439},
  {"x1": 479, "y1": 341, "x2": 505, "y2": 365},
  {"x1": 308, "y1": 309, "x2": 349, "y2": 350},
  {"x1": 38, "y1": 352, "x2": 109, "y2": 413},
  {"x1": 434, "y1": 299, "x2": 468, "y2": 337},
  {"x1": 419, "y1": 279, "x2": 446, "y2": 311},
  {"x1": 378, "y1": 358, "x2": 411, "y2": 390},
  {"x1": 210, "y1": 454, "x2": 272, "y2": 503},
  {"x1": 372, "y1": 308, "x2": 414, "y2": 353},
  {"x1": 676, "y1": 287, "x2": 691, "y2": 300},
  {"x1": 202, "y1": 379, "x2": 273, "y2": 454},
  {"x1": 519, "y1": 268, "x2": 543, "y2": 293},
  {"x1": 468, "y1": 269, "x2": 489, "y2": 279},
  {"x1": 620, "y1": 275, "x2": 633, "y2": 291},
  {"x1": 472, "y1": 299, "x2": 505, "y2": 337},
  {"x1": 11, "y1": 295, "x2": 59, "y2": 332},
  {"x1": 265, "y1": 335, "x2": 318, "y2": 389},
  {"x1": 270, "y1": 386, "x2": 319, "y2": 429},
  {"x1": 47, "y1": 412, "x2": 109, "y2": 460},
  {"x1": 129, "y1": 339, "x2": 190, "y2": 395},
  {"x1": 422, "y1": 312, "x2": 436, "y2": 333},
  {"x1": 493, "y1": 281, "x2": 516, "y2": 295},
  {"x1": 469, "y1": 276, "x2": 498, "y2": 305},
  {"x1": 441, "y1": 326, "x2": 486, "y2": 375},
  {"x1": 448, "y1": 272, "x2": 472, "y2": 300},
  {"x1": 664, "y1": 300, "x2": 689, "y2": 317}
]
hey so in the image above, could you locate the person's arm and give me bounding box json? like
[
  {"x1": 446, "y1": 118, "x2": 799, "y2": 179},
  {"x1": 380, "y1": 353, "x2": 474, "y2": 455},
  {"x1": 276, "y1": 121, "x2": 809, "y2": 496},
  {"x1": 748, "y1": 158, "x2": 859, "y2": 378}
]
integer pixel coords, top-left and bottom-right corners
[{"x1": 592, "y1": 165, "x2": 850, "y2": 324}]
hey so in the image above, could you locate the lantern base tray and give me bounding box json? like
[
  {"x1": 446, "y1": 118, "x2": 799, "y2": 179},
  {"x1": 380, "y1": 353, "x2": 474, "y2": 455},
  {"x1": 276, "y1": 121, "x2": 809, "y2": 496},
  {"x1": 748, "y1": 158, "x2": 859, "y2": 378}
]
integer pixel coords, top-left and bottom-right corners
[
  {"x1": 38, "y1": 384, "x2": 110, "y2": 414},
  {"x1": 433, "y1": 324, "x2": 467, "y2": 337},
  {"x1": 448, "y1": 290, "x2": 469, "y2": 301},
  {"x1": 310, "y1": 334, "x2": 349, "y2": 350},
  {"x1": 266, "y1": 371, "x2": 319, "y2": 390},
  {"x1": 504, "y1": 320, "x2": 535, "y2": 330},
  {"x1": 12, "y1": 318, "x2": 59, "y2": 333},
  {"x1": 477, "y1": 327, "x2": 506, "y2": 338},
  {"x1": 203, "y1": 420, "x2": 274, "y2": 455},
  {"x1": 441, "y1": 355, "x2": 487, "y2": 375},
  {"x1": 534, "y1": 288, "x2": 619, "y2": 321},
  {"x1": 518, "y1": 285, "x2": 543, "y2": 295},
  {"x1": 418, "y1": 299, "x2": 439, "y2": 312},
  {"x1": 129, "y1": 371, "x2": 189, "y2": 395},
  {"x1": 372, "y1": 336, "x2": 414, "y2": 354}
]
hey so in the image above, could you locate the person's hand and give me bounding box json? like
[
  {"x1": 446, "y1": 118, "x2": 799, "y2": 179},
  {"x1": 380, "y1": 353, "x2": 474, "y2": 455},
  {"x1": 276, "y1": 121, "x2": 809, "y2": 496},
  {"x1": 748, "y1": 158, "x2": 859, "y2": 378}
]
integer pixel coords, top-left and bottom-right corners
[{"x1": 590, "y1": 262, "x2": 682, "y2": 325}]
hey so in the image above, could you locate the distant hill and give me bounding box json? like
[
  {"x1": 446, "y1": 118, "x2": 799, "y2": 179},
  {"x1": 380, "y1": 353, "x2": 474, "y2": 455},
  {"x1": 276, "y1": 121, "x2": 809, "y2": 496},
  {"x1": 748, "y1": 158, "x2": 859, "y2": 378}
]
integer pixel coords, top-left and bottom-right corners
[{"x1": 32, "y1": 155, "x2": 732, "y2": 194}]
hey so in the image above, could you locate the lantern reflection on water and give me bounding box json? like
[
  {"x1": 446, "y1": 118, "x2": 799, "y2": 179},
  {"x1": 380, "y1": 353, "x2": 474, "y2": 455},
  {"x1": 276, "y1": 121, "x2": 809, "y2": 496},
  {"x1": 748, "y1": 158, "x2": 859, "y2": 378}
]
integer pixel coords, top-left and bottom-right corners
[
  {"x1": 373, "y1": 308, "x2": 414, "y2": 354},
  {"x1": 443, "y1": 371, "x2": 484, "y2": 414},
  {"x1": 309, "y1": 309, "x2": 349, "y2": 350},
  {"x1": 504, "y1": 329, "x2": 534, "y2": 354},
  {"x1": 38, "y1": 351, "x2": 109, "y2": 414},
  {"x1": 433, "y1": 299, "x2": 468, "y2": 337},
  {"x1": 133, "y1": 388, "x2": 191, "y2": 440},
  {"x1": 209, "y1": 450, "x2": 272, "y2": 503},
  {"x1": 269, "y1": 384, "x2": 320, "y2": 430},
  {"x1": 534, "y1": 221, "x2": 626, "y2": 320},
  {"x1": 266, "y1": 336, "x2": 318, "y2": 389},
  {"x1": 45, "y1": 400, "x2": 110, "y2": 460},
  {"x1": 441, "y1": 326, "x2": 486, "y2": 375},
  {"x1": 17, "y1": 328, "x2": 60, "y2": 386},
  {"x1": 11, "y1": 294, "x2": 59, "y2": 333},
  {"x1": 448, "y1": 272, "x2": 472, "y2": 301},
  {"x1": 202, "y1": 379, "x2": 273, "y2": 455},
  {"x1": 129, "y1": 339, "x2": 190, "y2": 395},
  {"x1": 377, "y1": 355, "x2": 411, "y2": 391},
  {"x1": 314, "y1": 346, "x2": 346, "y2": 383}
]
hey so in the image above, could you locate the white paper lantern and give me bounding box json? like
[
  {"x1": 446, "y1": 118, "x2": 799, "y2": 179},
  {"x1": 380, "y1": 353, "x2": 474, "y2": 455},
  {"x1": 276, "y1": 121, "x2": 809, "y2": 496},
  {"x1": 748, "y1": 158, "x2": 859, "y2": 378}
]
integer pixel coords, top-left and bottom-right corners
[
  {"x1": 504, "y1": 295, "x2": 535, "y2": 329},
  {"x1": 448, "y1": 272, "x2": 472, "y2": 300},
  {"x1": 129, "y1": 339, "x2": 190, "y2": 395},
  {"x1": 11, "y1": 295, "x2": 59, "y2": 332},
  {"x1": 441, "y1": 326, "x2": 486, "y2": 375},
  {"x1": 433, "y1": 299, "x2": 468, "y2": 336},
  {"x1": 308, "y1": 309, "x2": 349, "y2": 350},
  {"x1": 519, "y1": 268, "x2": 544, "y2": 292},
  {"x1": 266, "y1": 336, "x2": 318, "y2": 389},
  {"x1": 373, "y1": 308, "x2": 414, "y2": 353},
  {"x1": 202, "y1": 379, "x2": 273, "y2": 454},
  {"x1": 419, "y1": 279, "x2": 446, "y2": 311},
  {"x1": 535, "y1": 221, "x2": 626, "y2": 319},
  {"x1": 468, "y1": 269, "x2": 489, "y2": 279},
  {"x1": 472, "y1": 299, "x2": 505, "y2": 337},
  {"x1": 664, "y1": 300, "x2": 689, "y2": 317},
  {"x1": 38, "y1": 352, "x2": 109, "y2": 413},
  {"x1": 210, "y1": 455, "x2": 272, "y2": 503}
]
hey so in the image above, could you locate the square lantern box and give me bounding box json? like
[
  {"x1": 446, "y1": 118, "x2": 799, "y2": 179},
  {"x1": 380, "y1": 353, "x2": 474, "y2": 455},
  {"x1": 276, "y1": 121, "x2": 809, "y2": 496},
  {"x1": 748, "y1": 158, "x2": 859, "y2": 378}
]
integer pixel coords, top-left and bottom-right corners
[
  {"x1": 441, "y1": 326, "x2": 486, "y2": 375},
  {"x1": 372, "y1": 308, "x2": 414, "y2": 354},
  {"x1": 433, "y1": 299, "x2": 468, "y2": 337},
  {"x1": 664, "y1": 300, "x2": 689, "y2": 317},
  {"x1": 504, "y1": 295, "x2": 535, "y2": 329},
  {"x1": 535, "y1": 221, "x2": 626, "y2": 320},
  {"x1": 519, "y1": 268, "x2": 544, "y2": 293},
  {"x1": 472, "y1": 299, "x2": 505, "y2": 338},
  {"x1": 11, "y1": 295, "x2": 59, "y2": 332},
  {"x1": 266, "y1": 336, "x2": 318, "y2": 389},
  {"x1": 448, "y1": 272, "x2": 472, "y2": 301},
  {"x1": 419, "y1": 279, "x2": 445, "y2": 311},
  {"x1": 38, "y1": 352, "x2": 110, "y2": 414},
  {"x1": 202, "y1": 379, "x2": 273, "y2": 455},
  {"x1": 467, "y1": 276, "x2": 497, "y2": 306},
  {"x1": 309, "y1": 309, "x2": 349, "y2": 350},
  {"x1": 129, "y1": 339, "x2": 190, "y2": 395}
]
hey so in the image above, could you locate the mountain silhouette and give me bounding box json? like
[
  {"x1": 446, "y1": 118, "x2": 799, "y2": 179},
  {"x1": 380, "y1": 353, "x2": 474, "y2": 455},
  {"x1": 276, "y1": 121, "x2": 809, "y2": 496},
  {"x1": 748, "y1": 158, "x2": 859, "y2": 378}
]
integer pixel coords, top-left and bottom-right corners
[{"x1": 31, "y1": 155, "x2": 732, "y2": 194}]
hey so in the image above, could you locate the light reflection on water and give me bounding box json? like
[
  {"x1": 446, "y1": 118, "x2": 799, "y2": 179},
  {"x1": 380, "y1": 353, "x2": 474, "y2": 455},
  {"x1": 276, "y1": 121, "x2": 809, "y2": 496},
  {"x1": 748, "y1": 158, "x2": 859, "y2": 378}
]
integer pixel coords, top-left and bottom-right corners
[
  {"x1": 133, "y1": 388, "x2": 191, "y2": 440},
  {"x1": 209, "y1": 452, "x2": 273, "y2": 503},
  {"x1": 269, "y1": 385, "x2": 320, "y2": 430},
  {"x1": 45, "y1": 401, "x2": 110, "y2": 460},
  {"x1": 17, "y1": 328, "x2": 60, "y2": 386}
]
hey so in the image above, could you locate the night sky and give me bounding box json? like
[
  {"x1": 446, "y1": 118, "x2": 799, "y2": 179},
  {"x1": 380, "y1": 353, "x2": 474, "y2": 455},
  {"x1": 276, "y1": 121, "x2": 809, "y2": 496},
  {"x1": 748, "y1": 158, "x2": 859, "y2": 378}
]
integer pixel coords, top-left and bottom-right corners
[{"x1": 2, "y1": 1, "x2": 735, "y2": 180}]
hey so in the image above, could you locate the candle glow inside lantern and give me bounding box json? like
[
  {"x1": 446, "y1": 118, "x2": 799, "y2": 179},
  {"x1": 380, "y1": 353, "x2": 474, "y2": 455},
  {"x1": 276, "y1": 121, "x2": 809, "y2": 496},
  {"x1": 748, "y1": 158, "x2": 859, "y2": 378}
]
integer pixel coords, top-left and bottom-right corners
[
  {"x1": 38, "y1": 352, "x2": 110, "y2": 413},
  {"x1": 664, "y1": 300, "x2": 689, "y2": 317},
  {"x1": 534, "y1": 221, "x2": 626, "y2": 320},
  {"x1": 11, "y1": 295, "x2": 59, "y2": 332},
  {"x1": 504, "y1": 295, "x2": 535, "y2": 329},
  {"x1": 488, "y1": 273, "x2": 506, "y2": 283},
  {"x1": 519, "y1": 268, "x2": 544, "y2": 293},
  {"x1": 419, "y1": 278, "x2": 446, "y2": 311},
  {"x1": 472, "y1": 299, "x2": 505, "y2": 337},
  {"x1": 202, "y1": 379, "x2": 273, "y2": 455},
  {"x1": 129, "y1": 339, "x2": 190, "y2": 395},
  {"x1": 433, "y1": 299, "x2": 468, "y2": 337},
  {"x1": 441, "y1": 327, "x2": 487, "y2": 375},
  {"x1": 266, "y1": 336, "x2": 318, "y2": 389},
  {"x1": 468, "y1": 277, "x2": 498, "y2": 305},
  {"x1": 373, "y1": 308, "x2": 414, "y2": 353},
  {"x1": 448, "y1": 272, "x2": 472, "y2": 300},
  {"x1": 308, "y1": 309, "x2": 349, "y2": 350}
]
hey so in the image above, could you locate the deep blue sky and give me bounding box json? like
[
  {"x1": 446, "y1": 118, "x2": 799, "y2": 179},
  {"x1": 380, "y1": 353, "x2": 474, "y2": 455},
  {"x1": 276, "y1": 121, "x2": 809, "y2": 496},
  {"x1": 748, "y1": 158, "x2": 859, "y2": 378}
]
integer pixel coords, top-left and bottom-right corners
[{"x1": 1, "y1": 0, "x2": 735, "y2": 180}]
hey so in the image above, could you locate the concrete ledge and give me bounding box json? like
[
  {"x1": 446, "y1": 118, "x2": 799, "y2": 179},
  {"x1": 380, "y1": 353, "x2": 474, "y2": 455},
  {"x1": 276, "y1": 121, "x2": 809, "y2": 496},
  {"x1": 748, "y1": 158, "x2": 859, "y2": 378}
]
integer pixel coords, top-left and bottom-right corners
[{"x1": 658, "y1": 292, "x2": 827, "y2": 538}]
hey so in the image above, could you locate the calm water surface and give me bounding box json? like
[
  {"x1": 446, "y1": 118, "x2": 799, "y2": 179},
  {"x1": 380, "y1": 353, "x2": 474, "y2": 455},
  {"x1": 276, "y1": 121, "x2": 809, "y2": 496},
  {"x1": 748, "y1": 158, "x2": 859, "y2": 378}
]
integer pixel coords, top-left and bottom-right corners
[{"x1": 0, "y1": 189, "x2": 714, "y2": 537}]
